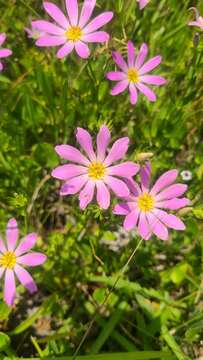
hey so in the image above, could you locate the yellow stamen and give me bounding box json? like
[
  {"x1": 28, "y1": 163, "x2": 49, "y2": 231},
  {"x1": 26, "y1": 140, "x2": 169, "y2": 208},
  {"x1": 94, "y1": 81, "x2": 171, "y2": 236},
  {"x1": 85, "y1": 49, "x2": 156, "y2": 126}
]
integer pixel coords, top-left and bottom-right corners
[
  {"x1": 137, "y1": 193, "x2": 154, "y2": 212},
  {"x1": 127, "y1": 68, "x2": 139, "y2": 83},
  {"x1": 0, "y1": 251, "x2": 16, "y2": 269},
  {"x1": 66, "y1": 26, "x2": 82, "y2": 42},
  {"x1": 88, "y1": 162, "x2": 106, "y2": 180}
]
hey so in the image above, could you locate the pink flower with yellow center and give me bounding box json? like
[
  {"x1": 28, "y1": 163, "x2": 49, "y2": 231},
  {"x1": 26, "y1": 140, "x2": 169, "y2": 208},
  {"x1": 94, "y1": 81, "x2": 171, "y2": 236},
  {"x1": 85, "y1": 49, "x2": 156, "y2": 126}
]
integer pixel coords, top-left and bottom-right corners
[
  {"x1": 188, "y1": 7, "x2": 203, "y2": 31},
  {"x1": 106, "y1": 41, "x2": 166, "y2": 105},
  {"x1": 0, "y1": 33, "x2": 12, "y2": 71},
  {"x1": 32, "y1": 0, "x2": 113, "y2": 59},
  {"x1": 0, "y1": 218, "x2": 47, "y2": 307},
  {"x1": 52, "y1": 125, "x2": 140, "y2": 210},
  {"x1": 137, "y1": 0, "x2": 150, "y2": 10},
  {"x1": 113, "y1": 162, "x2": 190, "y2": 240}
]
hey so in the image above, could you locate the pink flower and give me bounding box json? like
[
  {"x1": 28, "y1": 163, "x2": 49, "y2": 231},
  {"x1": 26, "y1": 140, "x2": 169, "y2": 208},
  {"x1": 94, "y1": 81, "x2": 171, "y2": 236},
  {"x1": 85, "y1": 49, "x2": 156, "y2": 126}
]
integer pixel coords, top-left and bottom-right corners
[
  {"x1": 32, "y1": 0, "x2": 113, "y2": 59},
  {"x1": 113, "y1": 162, "x2": 190, "y2": 241},
  {"x1": 0, "y1": 218, "x2": 47, "y2": 307},
  {"x1": 52, "y1": 125, "x2": 140, "y2": 210},
  {"x1": 188, "y1": 7, "x2": 203, "y2": 31},
  {"x1": 106, "y1": 41, "x2": 166, "y2": 105},
  {"x1": 0, "y1": 33, "x2": 12, "y2": 71},
  {"x1": 137, "y1": 0, "x2": 150, "y2": 10}
]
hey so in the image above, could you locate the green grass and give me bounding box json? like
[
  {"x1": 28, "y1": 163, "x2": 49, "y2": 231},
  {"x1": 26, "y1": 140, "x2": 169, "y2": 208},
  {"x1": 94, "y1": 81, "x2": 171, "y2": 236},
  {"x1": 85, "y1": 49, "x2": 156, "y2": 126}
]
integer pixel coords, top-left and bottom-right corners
[{"x1": 0, "y1": 0, "x2": 203, "y2": 359}]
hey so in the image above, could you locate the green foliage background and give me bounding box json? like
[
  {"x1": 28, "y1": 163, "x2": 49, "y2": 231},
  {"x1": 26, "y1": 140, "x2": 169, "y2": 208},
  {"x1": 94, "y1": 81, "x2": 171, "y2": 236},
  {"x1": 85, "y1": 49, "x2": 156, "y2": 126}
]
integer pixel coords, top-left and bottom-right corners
[{"x1": 0, "y1": 0, "x2": 203, "y2": 358}]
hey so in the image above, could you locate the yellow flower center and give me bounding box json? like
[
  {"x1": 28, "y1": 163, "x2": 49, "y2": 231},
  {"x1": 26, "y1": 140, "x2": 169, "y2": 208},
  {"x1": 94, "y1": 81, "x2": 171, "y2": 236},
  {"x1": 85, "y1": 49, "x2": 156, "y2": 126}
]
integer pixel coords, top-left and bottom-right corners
[
  {"x1": 66, "y1": 26, "x2": 82, "y2": 42},
  {"x1": 137, "y1": 193, "x2": 154, "y2": 212},
  {"x1": 127, "y1": 68, "x2": 139, "y2": 83},
  {"x1": 0, "y1": 251, "x2": 16, "y2": 269},
  {"x1": 88, "y1": 162, "x2": 106, "y2": 180}
]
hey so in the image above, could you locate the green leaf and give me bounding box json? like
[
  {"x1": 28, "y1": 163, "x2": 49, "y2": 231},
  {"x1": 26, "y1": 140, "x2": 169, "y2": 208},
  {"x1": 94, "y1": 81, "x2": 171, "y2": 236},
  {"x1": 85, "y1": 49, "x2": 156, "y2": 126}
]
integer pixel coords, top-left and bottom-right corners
[
  {"x1": 162, "y1": 325, "x2": 189, "y2": 360},
  {"x1": 4, "y1": 351, "x2": 175, "y2": 360},
  {"x1": 0, "y1": 332, "x2": 10, "y2": 351},
  {"x1": 90, "y1": 302, "x2": 128, "y2": 354}
]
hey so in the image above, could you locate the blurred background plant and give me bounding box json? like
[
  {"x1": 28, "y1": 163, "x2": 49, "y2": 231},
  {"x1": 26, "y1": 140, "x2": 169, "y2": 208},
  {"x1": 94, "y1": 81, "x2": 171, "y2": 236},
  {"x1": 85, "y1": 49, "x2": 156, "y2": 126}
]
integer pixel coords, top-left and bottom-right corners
[{"x1": 0, "y1": 0, "x2": 203, "y2": 359}]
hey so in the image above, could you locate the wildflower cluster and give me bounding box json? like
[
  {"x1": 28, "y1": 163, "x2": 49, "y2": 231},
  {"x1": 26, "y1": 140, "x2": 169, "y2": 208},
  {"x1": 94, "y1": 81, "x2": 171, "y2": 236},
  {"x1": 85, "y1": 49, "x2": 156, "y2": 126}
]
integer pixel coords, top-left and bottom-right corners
[{"x1": 0, "y1": 0, "x2": 199, "y2": 309}]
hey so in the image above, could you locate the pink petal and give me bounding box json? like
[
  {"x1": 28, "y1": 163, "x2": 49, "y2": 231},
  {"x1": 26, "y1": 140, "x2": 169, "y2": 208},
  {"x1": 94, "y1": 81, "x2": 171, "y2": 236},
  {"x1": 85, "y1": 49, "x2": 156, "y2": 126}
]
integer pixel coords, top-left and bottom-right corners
[
  {"x1": 155, "y1": 198, "x2": 190, "y2": 210},
  {"x1": 129, "y1": 83, "x2": 138, "y2": 105},
  {"x1": 15, "y1": 233, "x2": 38, "y2": 256},
  {"x1": 136, "y1": 83, "x2": 156, "y2": 102},
  {"x1": 52, "y1": 164, "x2": 87, "y2": 180},
  {"x1": 188, "y1": 21, "x2": 200, "y2": 27},
  {"x1": 125, "y1": 178, "x2": 142, "y2": 196},
  {"x1": 60, "y1": 175, "x2": 88, "y2": 195},
  {"x1": 140, "y1": 162, "x2": 151, "y2": 191},
  {"x1": 146, "y1": 212, "x2": 168, "y2": 240},
  {"x1": 154, "y1": 209, "x2": 186, "y2": 230},
  {"x1": 155, "y1": 184, "x2": 188, "y2": 202},
  {"x1": 0, "y1": 33, "x2": 6, "y2": 46},
  {"x1": 0, "y1": 62, "x2": 3, "y2": 71},
  {"x1": 96, "y1": 181, "x2": 110, "y2": 209},
  {"x1": 139, "y1": 0, "x2": 149, "y2": 9},
  {"x1": 112, "y1": 51, "x2": 128, "y2": 72},
  {"x1": 104, "y1": 137, "x2": 129, "y2": 166},
  {"x1": 111, "y1": 80, "x2": 129, "y2": 96},
  {"x1": 113, "y1": 203, "x2": 130, "y2": 215},
  {"x1": 104, "y1": 176, "x2": 130, "y2": 197},
  {"x1": 139, "y1": 55, "x2": 162, "y2": 75},
  {"x1": 36, "y1": 35, "x2": 66, "y2": 47},
  {"x1": 138, "y1": 212, "x2": 151, "y2": 240},
  {"x1": 75, "y1": 41, "x2": 90, "y2": 58},
  {"x1": 79, "y1": 180, "x2": 95, "y2": 209},
  {"x1": 140, "y1": 75, "x2": 166, "y2": 85},
  {"x1": 31, "y1": 20, "x2": 64, "y2": 35},
  {"x1": 55, "y1": 145, "x2": 90, "y2": 165},
  {"x1": 82, "y1": 31, "x2": 109, "y2": 43},
  {"x1": 96, "y1": 125, "x2": 111, "y2": 162},
  {"x1": 79, "y1": 0, "x2": 96, "y2": 28},
  {"x1": 135, "y1": 43, "x2": 148, "y2": 69},
  {"x1": 44, "y1": 2, "x2": 69, "y2": 29},
  {"x1": 124, "y1": 209, "x2": 140, "y2": 231},
  {"x1": 106, "y1": 71, "x2": 126, "y2": 81},
  {"x1": 76, "y1": 128, "x2": 96, "y2": 161},
  {"x1": 0, "y1": 237, "x2": 6, "y2": 254},
  {"x1": 108, "y1": 162, "x2": 140, "y2": 177},
  {"x1": 0, "y1": 49, "x2": 12, "y2": 58},
  {"x1": 17, "y1": 253, "x2": 47, "y2": 267},
  {"x1": 127, "y1": 41, "x2": 135, "y2": 67},
  {"x1": 56, "y1": 41, "x2": 74, "y2": 58},
  {"x1": 65, "y1": 0, "x2": 78, "y2": 26},
  {"x1": 4, "y1": 269, "x2": 16, "y2": 307},
  {"x1": 83, "y1": 12, "x2": 113, "y2": 34},
  {"x1": 14, "y1": 264, "x2": 37, "y2": 293},
  {"x1": 150, "y1": 170, "x2": 178, "y2": 195},
  {"x1": 6, "y1": 218, "x2": 18, "y2": 251}
]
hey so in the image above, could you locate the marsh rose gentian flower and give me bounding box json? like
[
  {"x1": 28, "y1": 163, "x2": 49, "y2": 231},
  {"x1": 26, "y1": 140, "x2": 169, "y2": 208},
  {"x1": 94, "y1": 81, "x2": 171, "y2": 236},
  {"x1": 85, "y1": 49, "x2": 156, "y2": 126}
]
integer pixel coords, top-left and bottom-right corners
[
  {"x1": 0, "y1": 33, "x2": 12, "y2": 71},
  {"x1": 0, "y1": 218, "x2": 47, "y2": 307},
  {"x1": 188, "y1": 8, "x2": 203, "y2": 31},
  {"x1": 137, "y1": 0, "x2": 150, "y2": 9},
  {"x1": 32, "y1": 0, "x2": 113, "y2": 59},
  {"x1": 113, "y1": 163, "x2": 190, "y2": 240},
  {"x1": 52, "y1": 125, "x2": 140, "y2": 210},
  {"x1": 106, "y1": 41, "x2": 166, "y2": 105}
]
